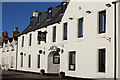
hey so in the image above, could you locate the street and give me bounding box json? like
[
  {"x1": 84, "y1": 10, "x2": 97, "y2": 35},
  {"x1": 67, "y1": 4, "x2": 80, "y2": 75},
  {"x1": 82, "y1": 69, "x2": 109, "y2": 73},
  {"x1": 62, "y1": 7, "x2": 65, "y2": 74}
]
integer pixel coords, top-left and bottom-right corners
[
  {"x1": 1, "y1": 70, "x2": 95, "y2": 80},
  {"x1": 1, "y1": 70, "x2": 60, "y2": 80}
]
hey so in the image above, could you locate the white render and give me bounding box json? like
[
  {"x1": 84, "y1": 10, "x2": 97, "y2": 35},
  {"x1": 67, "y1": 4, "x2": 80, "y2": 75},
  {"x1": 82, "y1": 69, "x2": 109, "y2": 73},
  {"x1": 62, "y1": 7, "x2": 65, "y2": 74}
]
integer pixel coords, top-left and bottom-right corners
[
  {"x1": 1, "y1": 0, "x2": 120, "y2": 80},
  {"x1": 2, "y1": 39, "x2": 18, "y2": 70}
]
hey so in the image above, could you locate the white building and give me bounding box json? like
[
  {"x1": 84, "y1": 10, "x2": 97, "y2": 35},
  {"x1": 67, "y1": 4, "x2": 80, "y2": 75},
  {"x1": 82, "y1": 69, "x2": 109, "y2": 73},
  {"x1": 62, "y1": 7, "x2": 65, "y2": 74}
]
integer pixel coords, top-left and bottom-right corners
[
  {"x1": 1, "y1": 28, "x2": 20, "y2": 70},
  {"x1": 0, "y1": 37, "x2": 3, "y2": 67},
  {"x1": 3, "y1": 0, "x2": 120, "y2": 80}
]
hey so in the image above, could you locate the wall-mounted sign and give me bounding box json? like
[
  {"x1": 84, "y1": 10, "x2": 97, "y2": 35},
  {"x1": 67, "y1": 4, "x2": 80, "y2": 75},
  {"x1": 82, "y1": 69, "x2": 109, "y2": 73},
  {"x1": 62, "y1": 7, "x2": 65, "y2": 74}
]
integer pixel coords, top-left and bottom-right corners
[
  {"x1": 38, "y1": 31, "x2": 47, "y2": 43},
  {"x1": 49, "y1": 46, "x2": 57, "y2": 51}
]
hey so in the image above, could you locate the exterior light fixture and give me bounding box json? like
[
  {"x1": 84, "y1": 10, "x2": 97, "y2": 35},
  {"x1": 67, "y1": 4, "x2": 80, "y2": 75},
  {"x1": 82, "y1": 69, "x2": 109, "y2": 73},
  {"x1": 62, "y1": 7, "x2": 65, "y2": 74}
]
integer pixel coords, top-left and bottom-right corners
[
  {"x1": 24, "y1": 53, "x2": 26, "y2": 56},
  {"x1": 43, "y1": 51, "x2": 45, "y2": 55},
  {"x1": 61, "y1": 49, "x2": 64, "y2": 54},
  {"x1": 39, "y1": 50, "x2": 43, "y2": 54},
  {"x1": 56, "y1": 48, "x2": 61, "y2": 53},
  {"x1": 86, "y1": 10, "x2": 91, "y2": 14},
  {"x1": 106, "y1": 3, "x2": 111, "y2": 7},
  {"x1": 68, "y1": 17, "x2": 73, "y2": 20},
  {"x1": 20, "y1": 52, "x2": 23, "y2": 55}
]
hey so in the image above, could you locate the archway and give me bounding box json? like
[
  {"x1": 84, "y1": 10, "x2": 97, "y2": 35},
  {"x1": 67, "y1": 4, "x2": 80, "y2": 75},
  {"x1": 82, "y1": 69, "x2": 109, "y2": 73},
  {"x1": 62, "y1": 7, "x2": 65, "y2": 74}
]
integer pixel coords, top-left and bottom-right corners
[{"x1": 47, "y1": 51, "x2": 60, "y2": 73}]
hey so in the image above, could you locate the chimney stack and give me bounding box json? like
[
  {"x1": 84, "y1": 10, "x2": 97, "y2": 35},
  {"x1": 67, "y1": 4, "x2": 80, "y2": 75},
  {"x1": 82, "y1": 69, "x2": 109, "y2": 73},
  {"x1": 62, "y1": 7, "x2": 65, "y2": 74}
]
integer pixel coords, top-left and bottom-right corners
[
  {"x1": 2, "y1": 31, "x2": 8, "y2": 40},
  {"x1": 30, "y1": 10, "x2": 39, "y2": 26},
  {"x1": 14, "y1": 27, "x2": 18, "y2": 32},
  {"x1": 33, "y1": 10, "x2": 39, "y2": 17},
  {"x1": 12, "y1": 27, "x2": 20, "y2": 37}
]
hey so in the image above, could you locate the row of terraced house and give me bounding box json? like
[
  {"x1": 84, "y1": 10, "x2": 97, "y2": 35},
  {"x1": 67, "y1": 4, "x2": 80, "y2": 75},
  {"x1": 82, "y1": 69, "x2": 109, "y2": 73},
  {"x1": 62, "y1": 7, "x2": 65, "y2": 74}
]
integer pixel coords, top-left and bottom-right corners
[{"x1": 1, "y1": 0, "x2": 120, "y2": 80}]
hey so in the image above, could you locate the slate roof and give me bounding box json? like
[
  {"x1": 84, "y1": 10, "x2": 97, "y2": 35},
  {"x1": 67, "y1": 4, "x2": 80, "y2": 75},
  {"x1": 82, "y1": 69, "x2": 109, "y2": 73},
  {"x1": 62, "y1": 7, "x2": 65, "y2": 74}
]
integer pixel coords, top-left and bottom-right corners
[{"x1": 21, "y1": 3, "x2": 68, "y2": 35}]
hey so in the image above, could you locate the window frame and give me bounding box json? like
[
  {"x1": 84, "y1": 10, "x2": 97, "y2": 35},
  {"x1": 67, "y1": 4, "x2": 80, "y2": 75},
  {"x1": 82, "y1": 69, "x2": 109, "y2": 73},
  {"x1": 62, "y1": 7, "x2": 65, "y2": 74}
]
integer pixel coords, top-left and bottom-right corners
[
  {"x1": 69, "y1": 51, "x2": 76, "y2": 71},
  {"x1": 37, "y1": 54, "x2": 40, "y2": 68},
  {"x1": 61, "y1": 2, "x2": 67, "y2": 13},
  {"x1": 98, "y1": 10, "x2": 106, "y2": 34},
  {"x1": 53, "y1": 53, "x2": 60, "y2": 64},
  {"x1": 48, "y1": 9, "x2": 52, "y2": 19},
  {"x1": 21, "y1": 36, "x2": 24, "y2": 47},
  {"x1": 29, "y1": 34, "x2": 32, "y2": 46},
  {"x1": 53, "y1": 26, "x2": 56, "y2": 42},
  {"x1": 21, "y1": 55, "x2": 23, "y2": 67},
  {"x1": 98, "y1": 48, "x2": 106, "y2": 73},
  {"x1": 78, "y1": 17, "x2": 83, "y2": 38},
  {"x1": 28, "y1": 55, "x2": 31, "y2": 68},
  {"x1": 63, "y1": 22, "x2": 68, "y2": 40}
]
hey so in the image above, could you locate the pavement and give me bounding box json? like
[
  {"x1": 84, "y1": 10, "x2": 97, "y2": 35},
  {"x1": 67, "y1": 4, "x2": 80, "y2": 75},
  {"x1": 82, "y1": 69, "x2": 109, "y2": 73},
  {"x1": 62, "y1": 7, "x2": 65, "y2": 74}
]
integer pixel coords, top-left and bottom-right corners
[
  {"x1": 1, "y1": 70, "x2": 61, "y2": 80},
  {"x1": 0, "y1": 70, "x2": 95, "y2": 80}
]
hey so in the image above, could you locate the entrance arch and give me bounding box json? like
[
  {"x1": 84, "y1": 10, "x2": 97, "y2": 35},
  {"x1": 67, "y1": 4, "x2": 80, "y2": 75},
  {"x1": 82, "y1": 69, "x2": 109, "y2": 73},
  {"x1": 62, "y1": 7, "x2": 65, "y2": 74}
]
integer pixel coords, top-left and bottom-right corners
[{"x1": 47, "y1": 51, "x2": 60, "y2": 73}]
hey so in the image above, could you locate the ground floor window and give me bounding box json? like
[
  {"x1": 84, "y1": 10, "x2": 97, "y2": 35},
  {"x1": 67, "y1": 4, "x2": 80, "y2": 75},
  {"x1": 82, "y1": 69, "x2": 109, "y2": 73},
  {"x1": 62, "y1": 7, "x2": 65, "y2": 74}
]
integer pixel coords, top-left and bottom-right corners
[
  {"x1": 69, "y1": 51, "x2": 76, "y2": 70},
  {"x1": 11, "y1": 56, "x2": 14, "y2": 68},
  {"x1": 53, "y1": 52, "x2": 60, "y2": 64},
  {"x1": 98, "y1": 48, "x2": 106, "y2": 72},
  {"x1": 2, "y1": 57, "x2": 5, "y2": 67},
  {"x1": 21, "y1": 55, "x2": 23, "y2": 67},
  {"x1": 28, "y1": 55, "x2": 31, "y2": 68},
  {"x1": 37, "y1": 54, "x2": 40, "y2": 68}
]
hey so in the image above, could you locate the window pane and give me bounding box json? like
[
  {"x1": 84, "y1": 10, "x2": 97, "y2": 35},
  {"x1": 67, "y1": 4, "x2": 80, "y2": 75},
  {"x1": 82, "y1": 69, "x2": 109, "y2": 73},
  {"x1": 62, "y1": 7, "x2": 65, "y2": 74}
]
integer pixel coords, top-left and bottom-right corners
[
  {"x1": 48, "y1": 10, "x2": 52, "y2": 19},
  {"x1": 69, "y1": 51, "x2": 76, "y2": 70},
  {"x1": 63, "y1": 23, "x2": 67, "y2": 40},
  {"x1": 38, "y1": 54, "x2": 40, "y2": 68},
  {"x1": 53, "y1": 53, "x2": 60, "y2": 64},
  {"x1": 28, "y1": 55, "x2": 31, "y2": 68},
  {"x1": 53, "y1": 26, "x2": 56, "y2": 42},
  {"x1": 29, "y1": 34, "x2": 32, "y2": 46},
  {"x1": 21, "y1": 55, "x2": 23, "y2": 67},
  {"x1": 61, "y1": 2, "x2": 67, "y2": 12},
  {"x1": 99, "y1": 10, "x2": 106, "y2": 33},
  {"x1": 78, "y1": 18, "x2": 83, "y2": 37},
  {"x1": 98, "y1": 49, "x2": 106, "y2": 72},
  {"x1": 22, "y1": 36, "x2": 24, "y2": 47}
]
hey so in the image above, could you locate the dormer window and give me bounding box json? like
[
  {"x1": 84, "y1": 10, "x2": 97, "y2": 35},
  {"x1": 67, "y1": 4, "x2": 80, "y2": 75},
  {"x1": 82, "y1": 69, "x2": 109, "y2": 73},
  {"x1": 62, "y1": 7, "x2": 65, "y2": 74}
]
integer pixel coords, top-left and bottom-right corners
[
  {"x1": 38, "y1": 13, "x2": 42, "y2": 22},
  {"x1": 48, "y1": 9, "x2": 52, "y2": 19},
  {"x1": 30, "y1": 17, "x2": 33, "y2": 26},
  {"x1": 61, "y1": 2, "x2": 67, "y2": 13}
]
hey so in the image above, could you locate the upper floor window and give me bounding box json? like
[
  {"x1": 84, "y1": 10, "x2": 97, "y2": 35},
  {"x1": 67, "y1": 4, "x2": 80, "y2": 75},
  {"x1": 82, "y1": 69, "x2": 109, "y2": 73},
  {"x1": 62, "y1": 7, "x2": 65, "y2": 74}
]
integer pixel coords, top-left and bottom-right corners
[
  {"x1": 29, "y1": 34, "x2": 32, "y2": 46},
  {"x1": 63, "y1": 22, "x2": 68, "y2": 40},
  {"x1": 48, "y1": 9, "x2": 52, "y2": 19},
  {"x1": 22, "y1": 36, "x2": 24, "y2": 47},
  {"x1": 61, "y1": 2, "x2": 67, "y2": 13},
  {"x1": 69, "y1": 51, "x2": 76, "y2": 71},
  {"x1": 78, "y1": 18, "x2": 83, "y2": 38},
  {"x1": 99, "y1": 10, "x2": 106, "y2": 34},
  {"x1": 38, "y1": 31, "x2": 41, "y2": 44},
  {"x1": 53, "y1": 26, "x2": 56, "y2": 42},
  {"x1": 38, "y1": 13, "x2": 42, "y2": 22}
]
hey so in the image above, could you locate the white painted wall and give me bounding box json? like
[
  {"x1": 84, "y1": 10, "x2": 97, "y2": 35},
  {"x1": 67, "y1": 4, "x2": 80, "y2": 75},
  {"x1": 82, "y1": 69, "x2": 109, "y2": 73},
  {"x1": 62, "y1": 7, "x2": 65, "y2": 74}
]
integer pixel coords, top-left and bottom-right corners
[
  {"x1": 1, "y1": 40, "x2": 17, "y2": 70},
  {"x1": 17, "y1": 1, "x2": 120, "y2": 79},
  {"x1": 0, "y1": 48, "x2": 2, "y2": 67}
]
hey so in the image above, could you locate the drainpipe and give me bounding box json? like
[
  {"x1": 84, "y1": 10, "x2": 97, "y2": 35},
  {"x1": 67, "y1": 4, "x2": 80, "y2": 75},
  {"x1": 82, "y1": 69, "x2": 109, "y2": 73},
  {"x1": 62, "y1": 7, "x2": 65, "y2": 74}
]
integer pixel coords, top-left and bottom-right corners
[
  {"x1": 16, "y1": 40, "x2": 18, "y2": 71},
  {"x1": 112, "y1": 1, "x2": 118, "y2": 80}
]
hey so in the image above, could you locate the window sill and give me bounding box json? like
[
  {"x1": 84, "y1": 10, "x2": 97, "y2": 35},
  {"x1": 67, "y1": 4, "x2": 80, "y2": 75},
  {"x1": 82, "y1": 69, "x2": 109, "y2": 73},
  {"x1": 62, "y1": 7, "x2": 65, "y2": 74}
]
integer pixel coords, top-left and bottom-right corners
[
  {"x1": 97, "y1": 72, "x2": 105, "y2": 78},
  {"x1": 62, "y1": 40, "x2": 67, "y2": 44},
  {"x1": 76, "y1": 37, "x2": 83, "y2": 42},
  {"x1": 97, "y1": 33, "x2": 106, "y2": 39}
]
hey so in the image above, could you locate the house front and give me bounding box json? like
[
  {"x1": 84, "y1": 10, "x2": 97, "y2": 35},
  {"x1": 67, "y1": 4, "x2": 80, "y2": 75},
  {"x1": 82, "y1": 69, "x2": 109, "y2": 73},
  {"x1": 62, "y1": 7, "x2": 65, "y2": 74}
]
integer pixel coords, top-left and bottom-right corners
[{"x1": 16, "y1": 0, "x2": 120, "y2": 80}]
